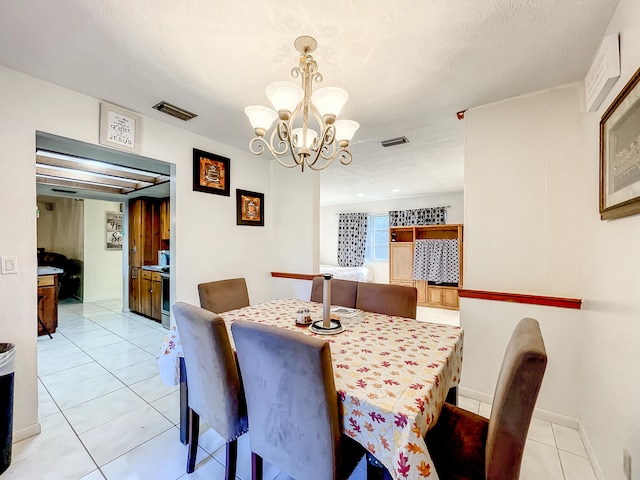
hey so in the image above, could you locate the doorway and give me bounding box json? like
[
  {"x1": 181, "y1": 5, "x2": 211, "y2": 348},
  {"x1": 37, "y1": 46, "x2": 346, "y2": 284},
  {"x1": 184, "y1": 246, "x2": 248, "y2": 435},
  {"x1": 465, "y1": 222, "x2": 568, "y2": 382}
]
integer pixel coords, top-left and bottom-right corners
[{"x1": 35, "y1": 131, "x2": 175, "y2": 335}]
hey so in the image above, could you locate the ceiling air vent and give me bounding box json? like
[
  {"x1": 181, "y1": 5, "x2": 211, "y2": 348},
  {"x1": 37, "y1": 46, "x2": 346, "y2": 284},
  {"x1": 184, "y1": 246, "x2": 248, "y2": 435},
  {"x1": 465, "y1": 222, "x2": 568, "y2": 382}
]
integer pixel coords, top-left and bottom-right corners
[
  {"x1": 51, "y1": 188, "x2": 78, "y2": 194},
  {"x1": 380, "y1": 136, "x2": 409, "y2": 147},
  {"x1": 152, "y1": 101, "x2": 198, "y2": 121}
]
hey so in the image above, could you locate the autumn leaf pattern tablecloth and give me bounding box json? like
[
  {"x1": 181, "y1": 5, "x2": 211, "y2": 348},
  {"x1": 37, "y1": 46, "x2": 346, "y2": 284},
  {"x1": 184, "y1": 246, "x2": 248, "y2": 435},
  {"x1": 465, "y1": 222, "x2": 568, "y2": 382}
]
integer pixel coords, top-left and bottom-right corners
[{"x1": 221, "y1": 298, "x2": 464, "y2": 480}]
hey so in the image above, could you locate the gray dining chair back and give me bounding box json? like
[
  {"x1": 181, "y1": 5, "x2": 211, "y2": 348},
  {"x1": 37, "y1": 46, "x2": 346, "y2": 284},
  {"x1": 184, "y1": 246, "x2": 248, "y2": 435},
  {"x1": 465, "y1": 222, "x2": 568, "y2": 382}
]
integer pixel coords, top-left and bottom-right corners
[
  {"x1": 198, "y1": 278, "x2": 250, "y2": 313},
  {"x1": 231, "y1": 319, "x2": 364, "y2": 480},
  {"x1": 310, "y1": 276, "x2": 358, "y2": 308},
  {"x1": 173, "y1": 302, "x2": 248, "y2": 477},
  {"x1": 425, "y1": 317, "x2": 547, "y2": 480},
  {"x1": 485, "y1": 317, "x2": 547, "y2": 479},
  {"x1": 355, "y1": 282, "x2": 418, "y2": 319}
]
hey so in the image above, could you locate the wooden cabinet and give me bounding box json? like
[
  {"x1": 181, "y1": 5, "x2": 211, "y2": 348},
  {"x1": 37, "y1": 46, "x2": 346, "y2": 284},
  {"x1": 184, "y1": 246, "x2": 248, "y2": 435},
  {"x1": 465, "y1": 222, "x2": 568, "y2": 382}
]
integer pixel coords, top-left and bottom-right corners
[
  {"x1": 140, "y1": 270, "x2": 162, "y2": 321},
  {"x1": 129, "y1": 197, "x2": 169, "y2": 318},
  {"x1": 389, "y1": 224, "x2": 463, "y2": 310},
  {"x1": 129, "y1": 266, "x2": 141, "y2": 314},
  {"x1": 138, "y1": 270, "x2": 162, "y2": 321},
  {"x1": 151, "y1": 272, "x2": 161, "y2": 320},
  {"x1": 37, "y1": 274, "x2": 58, "y2": 336},
  {"x1": 389, "y1": 242, "x2": 414, "y2": 285},
  {"x1": 160, "y1": 199, "x2": 170, "y2": 241}
]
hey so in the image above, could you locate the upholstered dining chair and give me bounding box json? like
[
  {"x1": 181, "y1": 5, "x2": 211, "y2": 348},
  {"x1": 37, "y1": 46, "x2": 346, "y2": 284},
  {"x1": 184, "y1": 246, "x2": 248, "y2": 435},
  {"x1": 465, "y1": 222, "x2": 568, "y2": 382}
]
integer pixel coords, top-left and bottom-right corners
[
  {"x1": 173, "y1": 302, "x2": 248, "y2": 478},
  {"x1": 198, "y1": 277, "x2": 250, "y2": 313},
  {"x1": 231, "y1": 319, "x2": 366, "y2": 480},
  {"x1": 424, "y1": 317, "x2": 547, "y2": 480},
  {"x1": 355, "y1": 282, "x2": 418, "y2": 319},
  {"x1": 309, "y1": 276, "x2": 359, "y2": 308}
]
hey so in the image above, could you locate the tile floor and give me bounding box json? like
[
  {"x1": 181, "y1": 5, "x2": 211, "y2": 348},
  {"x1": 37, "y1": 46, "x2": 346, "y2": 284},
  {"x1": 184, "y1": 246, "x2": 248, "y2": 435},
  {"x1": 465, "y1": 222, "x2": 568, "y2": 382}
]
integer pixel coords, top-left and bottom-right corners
[{"x1": 4, "y1": 300, "x2": 597, "y2": 479}]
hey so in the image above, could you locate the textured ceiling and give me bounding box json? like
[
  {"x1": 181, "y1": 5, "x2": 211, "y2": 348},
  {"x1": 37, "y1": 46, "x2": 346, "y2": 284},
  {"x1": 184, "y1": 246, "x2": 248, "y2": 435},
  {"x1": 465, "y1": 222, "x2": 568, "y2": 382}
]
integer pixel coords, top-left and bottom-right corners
[{"x1": 0, "y1": 0, "x2": 620, "y2": 205}]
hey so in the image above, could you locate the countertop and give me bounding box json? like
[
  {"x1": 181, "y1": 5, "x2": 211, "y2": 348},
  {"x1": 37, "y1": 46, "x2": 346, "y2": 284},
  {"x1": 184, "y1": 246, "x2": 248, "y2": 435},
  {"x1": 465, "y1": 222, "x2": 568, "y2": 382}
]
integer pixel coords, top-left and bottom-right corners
[
  {"x1": 38, "y1": 266, "x2": 64, "y2": 275},
  {"x1": 142, "y1": 265, "x2": 170, "y2": 273}
]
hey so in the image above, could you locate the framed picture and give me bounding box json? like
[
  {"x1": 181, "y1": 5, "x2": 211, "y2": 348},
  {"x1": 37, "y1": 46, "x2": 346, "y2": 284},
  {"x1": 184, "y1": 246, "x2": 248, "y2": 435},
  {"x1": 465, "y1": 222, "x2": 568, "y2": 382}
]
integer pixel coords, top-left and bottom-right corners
[
  {"x1": 236, "y1": 189, "x2": 264, "y2": 226},
  {"x1": 193, "y1": 149, "x2": 230, "y2": 196},
  {"x1": 106, "y1": 211, "x2": 123, "y2": 250},
  {"x1": 99, "y1": 102, "x2": 142, "y2": 154},
  {"x1": 600, "y1": 67, "x2": 640, "y2": 220}
]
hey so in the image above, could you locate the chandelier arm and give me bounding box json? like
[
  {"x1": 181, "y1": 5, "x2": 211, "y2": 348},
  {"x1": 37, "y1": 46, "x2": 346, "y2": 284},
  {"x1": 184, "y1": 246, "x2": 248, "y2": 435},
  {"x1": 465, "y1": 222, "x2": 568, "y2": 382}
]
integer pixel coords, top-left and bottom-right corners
[{"x1": 338, "y1": 149, "x2": 353, "y2": 165}]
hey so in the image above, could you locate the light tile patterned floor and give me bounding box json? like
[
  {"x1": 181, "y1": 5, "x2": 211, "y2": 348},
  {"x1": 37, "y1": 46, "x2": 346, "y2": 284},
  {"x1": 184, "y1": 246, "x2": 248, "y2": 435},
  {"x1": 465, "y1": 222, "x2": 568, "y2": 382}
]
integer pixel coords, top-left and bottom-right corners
[{"x1": 4, "y1": 301, "x2": 596, "y2": 479}]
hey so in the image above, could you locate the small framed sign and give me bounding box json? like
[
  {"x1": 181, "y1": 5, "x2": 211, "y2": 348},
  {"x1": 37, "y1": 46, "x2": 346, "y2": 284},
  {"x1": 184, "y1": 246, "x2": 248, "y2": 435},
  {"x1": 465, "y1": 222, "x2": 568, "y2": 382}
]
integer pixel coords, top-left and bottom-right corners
[
  {"x1": 193, "y1": 149, "x2": 231, "y2": 196},
  {"x1": 236, "y1": 189, "x2": 264, "y2": 226},
  {"x1": 99, "y1": 102, "x2": 142, "y2": 153},
  {"x1": 106, "y1": 211, "x2": 123, "y2": 250}
]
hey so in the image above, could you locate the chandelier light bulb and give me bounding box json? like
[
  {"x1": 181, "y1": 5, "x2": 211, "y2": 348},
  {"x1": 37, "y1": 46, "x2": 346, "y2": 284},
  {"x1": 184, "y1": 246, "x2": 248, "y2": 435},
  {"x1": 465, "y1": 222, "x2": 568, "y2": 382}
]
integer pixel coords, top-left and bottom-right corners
[
  {"x1": 292, "y1": 128, "x2": 318, "y2": 149},
  {"x1": 266, "y1": 82, "x2": 304, "y2": 117},
  {"x1": 333, "y1": 119, "x2": 360, "y2": 143},
  {"x1": 244, "y1": 106, "x2": 278, "y2": 135},
  {"x1": 311, "y1": 87, "x2": 349, "y2": 121}
]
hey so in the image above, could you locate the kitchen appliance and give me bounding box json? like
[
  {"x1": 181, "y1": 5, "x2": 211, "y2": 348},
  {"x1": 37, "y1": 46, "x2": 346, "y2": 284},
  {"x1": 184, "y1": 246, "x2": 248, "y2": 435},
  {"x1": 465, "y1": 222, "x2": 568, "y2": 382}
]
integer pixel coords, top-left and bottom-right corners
[
  {"x1": 161, "y1": 272, "x2": 170, "y2": 328},
  {"x1": 158, "y1": 250, "x2": 170, "y2": 266}
]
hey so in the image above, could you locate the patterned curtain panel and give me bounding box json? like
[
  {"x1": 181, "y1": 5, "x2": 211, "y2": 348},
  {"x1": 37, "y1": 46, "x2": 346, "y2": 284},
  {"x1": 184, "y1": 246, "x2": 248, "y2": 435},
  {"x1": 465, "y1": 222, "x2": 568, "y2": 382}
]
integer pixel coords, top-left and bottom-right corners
[
  {"x1": 388, "y1": 207, "x2": 446, "y2": 227},
  {"x1": 337, "y1": 213, "x2": 368, "y2": 267},
  {"x1": 413, "y1": 239, "x2": 460, "y2": 284}
]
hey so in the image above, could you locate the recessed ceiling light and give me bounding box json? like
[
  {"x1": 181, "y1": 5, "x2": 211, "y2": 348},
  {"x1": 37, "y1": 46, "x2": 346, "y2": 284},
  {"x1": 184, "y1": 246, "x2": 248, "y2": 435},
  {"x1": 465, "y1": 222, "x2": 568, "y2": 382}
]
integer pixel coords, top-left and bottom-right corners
[
  {"x1": 357, "y1": 193, "x2": 364, "y2": 197},
  {"x1": 392, "y1": 188, "x2": 400, "y2": 193}
]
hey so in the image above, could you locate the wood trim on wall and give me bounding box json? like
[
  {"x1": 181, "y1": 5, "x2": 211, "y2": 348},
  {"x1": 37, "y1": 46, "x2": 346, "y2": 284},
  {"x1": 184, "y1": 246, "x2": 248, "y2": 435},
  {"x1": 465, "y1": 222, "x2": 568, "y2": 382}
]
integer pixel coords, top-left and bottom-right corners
[
  {"x1": 270, "y1": 272, "x2": 320, "y2": 281},
  {"x1": 458, "y1": 288, "x2": 582, "y2": 309}
]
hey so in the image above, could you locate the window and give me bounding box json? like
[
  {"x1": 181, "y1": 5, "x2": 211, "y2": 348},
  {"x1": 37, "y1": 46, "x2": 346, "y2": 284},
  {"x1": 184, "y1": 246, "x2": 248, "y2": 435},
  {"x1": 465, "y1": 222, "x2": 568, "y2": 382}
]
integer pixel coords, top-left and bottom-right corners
[{"x1": 365, "y1": 214, "x2": 389, "y2": 261}]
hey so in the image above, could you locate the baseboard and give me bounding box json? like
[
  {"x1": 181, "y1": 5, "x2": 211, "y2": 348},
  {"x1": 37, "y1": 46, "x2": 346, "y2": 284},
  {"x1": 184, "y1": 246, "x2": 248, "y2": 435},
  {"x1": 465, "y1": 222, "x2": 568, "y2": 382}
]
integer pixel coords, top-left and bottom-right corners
[
  {"x1": 458, "y1": 386, "x2": 493, "y2": 404},
  {"x1": 458, "y1": 386, "x2": 579, "y2": 428},
  {"x1": 13, "y1": 422, "x2": 41, "y2": 443},
  {"x1": 579, "y1": 421, "x2": 606, "y2": 480}
]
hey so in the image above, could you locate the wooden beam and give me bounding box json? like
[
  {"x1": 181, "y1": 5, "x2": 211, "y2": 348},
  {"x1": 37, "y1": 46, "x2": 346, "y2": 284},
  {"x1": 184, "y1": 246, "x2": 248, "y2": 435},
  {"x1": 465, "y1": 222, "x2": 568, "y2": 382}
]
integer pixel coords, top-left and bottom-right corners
[
  {"x1": 36, "y1": 154, "x2": 168, "y2": 184},
  {"x1": 36, "y1": 166, "x2": 144, "y2": 190},
  {"x1": 36, "y1": 176, "x2": 130, "y2": 195}
]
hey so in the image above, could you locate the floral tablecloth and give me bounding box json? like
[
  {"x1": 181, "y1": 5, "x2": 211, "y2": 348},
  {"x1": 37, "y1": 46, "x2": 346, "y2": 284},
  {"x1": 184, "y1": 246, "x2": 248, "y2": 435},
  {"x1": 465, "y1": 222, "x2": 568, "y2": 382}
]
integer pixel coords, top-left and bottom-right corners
[{"x1": 221, "y1": 298, "x2": 463, "y2": 480}]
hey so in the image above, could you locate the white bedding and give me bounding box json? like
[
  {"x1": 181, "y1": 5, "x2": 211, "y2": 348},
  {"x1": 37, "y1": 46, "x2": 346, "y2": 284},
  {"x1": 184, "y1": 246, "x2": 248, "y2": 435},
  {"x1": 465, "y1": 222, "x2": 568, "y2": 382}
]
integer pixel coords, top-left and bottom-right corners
[{"x1": 319, "y1": 264, "x2": 375, "y2": 282}]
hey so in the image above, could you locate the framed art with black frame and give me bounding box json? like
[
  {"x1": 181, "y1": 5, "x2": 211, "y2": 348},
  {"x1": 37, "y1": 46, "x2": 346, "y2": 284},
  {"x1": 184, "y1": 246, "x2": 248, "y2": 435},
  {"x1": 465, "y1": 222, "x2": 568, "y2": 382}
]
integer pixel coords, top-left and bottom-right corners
[
  {"x1": 236, "y1": 189, "x2": 264, "y2": 226},
  {"x1": 193, "y1": 148, "x2": 230, "y2": 196},
  {"x1": 600, "y1": 67, "x2": 640, "y2": 220}
]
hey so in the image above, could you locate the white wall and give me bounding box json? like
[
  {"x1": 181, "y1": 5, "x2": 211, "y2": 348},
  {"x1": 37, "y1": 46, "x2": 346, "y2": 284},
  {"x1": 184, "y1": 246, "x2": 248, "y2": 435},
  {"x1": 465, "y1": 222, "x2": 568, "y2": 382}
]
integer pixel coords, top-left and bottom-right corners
[
  {"x1": 83, "y1": 199, "x2": 123, "y2": 302},
  {"x1": 269, "y1": 164, "x2": 320, "y2": 300},
  {"x1": 463, "y1": 1, "x2": 640, "y2": 477},
  {"x1": 320, "y1": 192, "x2": 464, "y2": 283},
  {"x1": 463, "y1": 82, "x2": 586, "y2": 418},
  {"x1": 0, "y1": 65, "x2": 312, "y2": 440}
]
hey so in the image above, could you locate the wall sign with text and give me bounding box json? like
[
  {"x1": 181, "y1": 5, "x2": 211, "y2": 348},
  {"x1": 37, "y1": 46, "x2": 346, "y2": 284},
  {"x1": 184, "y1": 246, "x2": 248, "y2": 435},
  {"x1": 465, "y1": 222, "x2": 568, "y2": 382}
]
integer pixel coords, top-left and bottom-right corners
[{"x1": 99, "y1": 102, "x2": 142, "y2": 154}]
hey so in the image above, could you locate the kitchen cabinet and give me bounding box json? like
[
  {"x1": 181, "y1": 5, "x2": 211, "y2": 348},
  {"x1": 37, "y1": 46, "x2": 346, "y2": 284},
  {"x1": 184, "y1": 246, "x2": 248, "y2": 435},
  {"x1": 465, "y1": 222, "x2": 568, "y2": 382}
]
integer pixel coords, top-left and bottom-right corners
[
  {"x1": 129, "y1": 197, "x2": 169, "y2": 318},
  {"x1": 160, "y1": 199, "x2": 170, "y2": 241},
  {"x1": 388, "y1": 224, "x2": 463, "y2": 310},
  {"x1": 37, "y1": 274, "x2": 58, "y2": 336},
  {"x1": 129, "y1": 266, "x2": 141, "y2": 314},
  {"x1": 140, "y1": 270, "x2": 162, "y2": 321}
]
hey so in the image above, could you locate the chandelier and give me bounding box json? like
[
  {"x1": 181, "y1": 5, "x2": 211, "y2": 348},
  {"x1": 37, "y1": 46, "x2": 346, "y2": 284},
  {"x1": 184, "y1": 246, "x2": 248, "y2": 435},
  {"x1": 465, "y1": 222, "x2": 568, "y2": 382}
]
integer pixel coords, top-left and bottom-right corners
[{"x1": 244, "y1": 36, "x2": 360, "y2": 172}]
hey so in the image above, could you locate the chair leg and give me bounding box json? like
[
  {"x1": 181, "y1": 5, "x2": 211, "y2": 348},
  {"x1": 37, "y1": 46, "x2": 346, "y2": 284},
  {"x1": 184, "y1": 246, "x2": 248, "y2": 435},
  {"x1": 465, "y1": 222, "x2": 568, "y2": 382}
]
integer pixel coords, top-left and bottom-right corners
[
  {"x1": 446, "y1": 385, "x2": 458, "y2": 406},
  {"x1": 186, "y1": 408, "x2": 200, "y2": 473},
  {"x1": 179, "y1": 357, "x2": 189, "y2": 444},
  {"x1": 225, "y1": 439, "x2": 238, "y2": 480},
  {"x1": 251, "y1": 452, "x2": 263, "y2": 480}
]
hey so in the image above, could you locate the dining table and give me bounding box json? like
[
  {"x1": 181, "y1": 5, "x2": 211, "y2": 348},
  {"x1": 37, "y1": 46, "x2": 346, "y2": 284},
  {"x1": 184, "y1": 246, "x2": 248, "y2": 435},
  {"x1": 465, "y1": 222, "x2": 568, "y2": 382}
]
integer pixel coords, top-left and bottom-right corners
[{"x1": 216, "y1": 298, "x2": 464, "y2": 480}]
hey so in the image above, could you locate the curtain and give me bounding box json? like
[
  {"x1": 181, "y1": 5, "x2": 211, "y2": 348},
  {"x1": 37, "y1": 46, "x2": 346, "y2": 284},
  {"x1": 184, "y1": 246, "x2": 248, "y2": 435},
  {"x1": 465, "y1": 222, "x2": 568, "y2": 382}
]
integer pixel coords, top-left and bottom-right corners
[
  {"x1": 388, "y1": 207, "x2": 446, "y2": 227},
  {"x1": 413, "y1": 239, "x2": 460, "y2": 284},
  {"x1": 337, "y1": 213, "x2": 368, "y2": 267}
]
